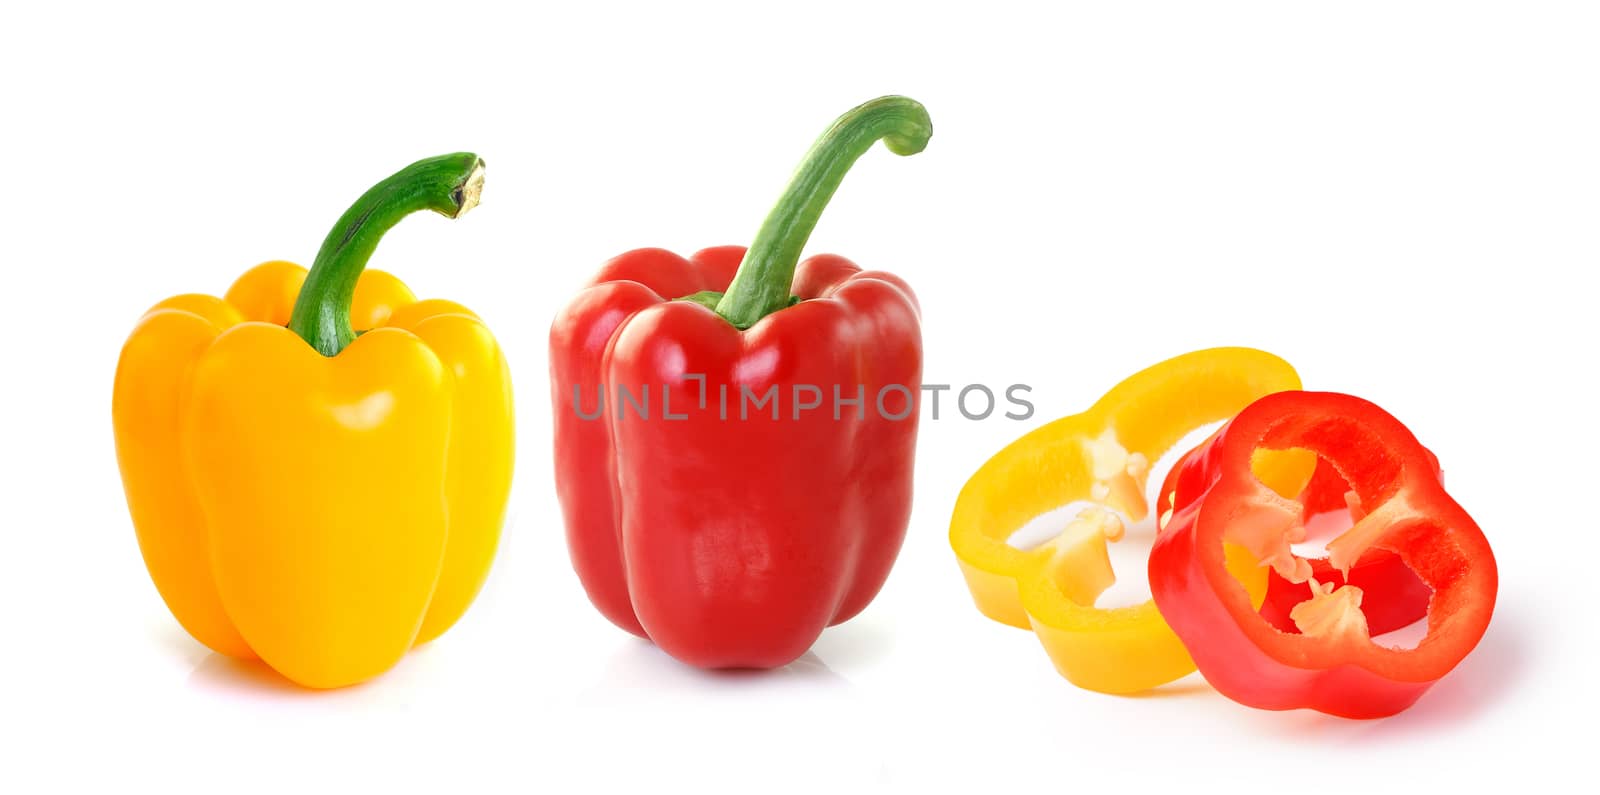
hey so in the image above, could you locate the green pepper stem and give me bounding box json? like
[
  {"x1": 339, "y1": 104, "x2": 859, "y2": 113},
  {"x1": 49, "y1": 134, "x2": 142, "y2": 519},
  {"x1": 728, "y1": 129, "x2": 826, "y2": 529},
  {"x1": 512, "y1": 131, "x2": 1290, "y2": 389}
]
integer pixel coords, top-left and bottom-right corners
[
  {"x1": 287, "y1": 153, "x2": 485, "y2": 356},
  {"x1": 713, "y1": 96, "x2": 931, "y2": 329}
]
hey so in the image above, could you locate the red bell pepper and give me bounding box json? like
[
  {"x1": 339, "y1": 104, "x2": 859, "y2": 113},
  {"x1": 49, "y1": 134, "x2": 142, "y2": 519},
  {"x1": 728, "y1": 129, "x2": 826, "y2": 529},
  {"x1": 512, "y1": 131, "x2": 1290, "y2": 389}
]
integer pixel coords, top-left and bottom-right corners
[
  {"x1": 1148, "y1": 391, "x2": 1497, "y2": 718},
  {"x1": 1156, "y1": 444, "x2": 1436, "y2": 637},
  {"x1": 549, "y1": 97, "x2": 930, "y2": 669}
]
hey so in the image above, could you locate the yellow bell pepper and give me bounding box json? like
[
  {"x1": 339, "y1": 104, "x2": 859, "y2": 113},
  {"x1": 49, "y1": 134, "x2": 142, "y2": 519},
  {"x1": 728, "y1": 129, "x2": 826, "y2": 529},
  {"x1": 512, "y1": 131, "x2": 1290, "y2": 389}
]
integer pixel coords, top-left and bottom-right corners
[
  {"x1": 112, "y1": 154, "x2": 514, "y2": 688},
  {"x1": 948, "y1": 348, "x2": 1308, "y2": 694}
]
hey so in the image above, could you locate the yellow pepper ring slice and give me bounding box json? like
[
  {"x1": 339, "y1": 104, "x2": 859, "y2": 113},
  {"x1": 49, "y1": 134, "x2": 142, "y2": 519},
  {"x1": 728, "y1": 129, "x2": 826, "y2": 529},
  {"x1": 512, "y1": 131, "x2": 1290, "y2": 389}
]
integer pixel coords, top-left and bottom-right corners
[{"x1": 949, "y1": 347, "x2": 1310, "y2": 694}]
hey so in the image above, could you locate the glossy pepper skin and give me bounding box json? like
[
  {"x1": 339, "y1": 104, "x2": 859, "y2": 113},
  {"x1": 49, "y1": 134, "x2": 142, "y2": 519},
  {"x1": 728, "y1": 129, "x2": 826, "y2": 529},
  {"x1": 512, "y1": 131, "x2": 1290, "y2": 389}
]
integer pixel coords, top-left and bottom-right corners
[
  {"x1": 949, "y1": 348, "x2": 1311, "y2": 694},
  {"x1": 1148, "y1": 391, "x2": 1496, "y2": 718},
  {"x1": 113, "y1": 154, "x2": 513, "y2": 688},
  {"x1": 550, "y1": 97, "x2": 929, "y2": 669}
]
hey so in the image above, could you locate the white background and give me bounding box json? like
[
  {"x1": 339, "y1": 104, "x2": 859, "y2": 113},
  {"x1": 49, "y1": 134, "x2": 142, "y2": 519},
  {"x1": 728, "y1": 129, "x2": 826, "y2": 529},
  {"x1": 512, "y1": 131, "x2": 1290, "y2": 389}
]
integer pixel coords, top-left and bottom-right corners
[{"x1": 2, "y1": 1, "x2": 1594, "y2": 791}]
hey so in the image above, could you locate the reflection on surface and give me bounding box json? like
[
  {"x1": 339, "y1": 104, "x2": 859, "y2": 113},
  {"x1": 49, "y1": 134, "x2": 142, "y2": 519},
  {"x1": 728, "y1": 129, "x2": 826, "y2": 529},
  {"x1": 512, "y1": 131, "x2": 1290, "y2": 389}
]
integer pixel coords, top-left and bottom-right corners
[
  {"x1": 561, "y1": 636, "x2": 885, "y2": 785},
  {"x1": 1120, "y1": 673, "x2": 1215, "y2": 700},
  {"x1": 809, "y1": 614, "x2": 896, "y2": 671},
  {"x1": 187, "y1": 653, "x2": 316, "y2": 696},
  {"x1": 578, "y1": 638, "x2": 854, "y2": 700}
]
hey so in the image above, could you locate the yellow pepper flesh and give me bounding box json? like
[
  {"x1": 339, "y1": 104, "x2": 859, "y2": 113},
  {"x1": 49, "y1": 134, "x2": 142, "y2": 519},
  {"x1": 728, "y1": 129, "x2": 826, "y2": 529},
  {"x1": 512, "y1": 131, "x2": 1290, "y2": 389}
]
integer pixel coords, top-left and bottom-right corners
[{"x1": 949, "y1": 347, "x2": 1309, "y2": 694}]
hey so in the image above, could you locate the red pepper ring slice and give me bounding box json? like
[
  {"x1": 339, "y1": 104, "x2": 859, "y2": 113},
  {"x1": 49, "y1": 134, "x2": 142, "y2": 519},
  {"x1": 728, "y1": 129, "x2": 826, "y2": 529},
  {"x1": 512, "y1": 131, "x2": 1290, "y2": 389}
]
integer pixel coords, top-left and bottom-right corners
[{"x1": 1149, "y1": 391, "x2": 1498, "y2": 718}]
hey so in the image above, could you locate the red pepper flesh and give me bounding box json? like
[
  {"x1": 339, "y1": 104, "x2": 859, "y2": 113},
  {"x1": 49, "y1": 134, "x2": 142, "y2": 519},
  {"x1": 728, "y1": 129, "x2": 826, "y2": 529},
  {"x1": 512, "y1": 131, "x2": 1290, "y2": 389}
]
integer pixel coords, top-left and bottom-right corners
[
  {"x1": 1156, "y1": 440, "x2": 1437, "y2": 637},
  {"x1": 1148, "y1": 391, "x2": 1497, "y2": 718}
]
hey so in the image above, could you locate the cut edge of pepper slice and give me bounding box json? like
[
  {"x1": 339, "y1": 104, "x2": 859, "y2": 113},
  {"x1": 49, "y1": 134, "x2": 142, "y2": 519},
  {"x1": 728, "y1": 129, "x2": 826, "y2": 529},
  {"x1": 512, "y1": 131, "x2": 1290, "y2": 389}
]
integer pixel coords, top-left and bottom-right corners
[
  {"x1": 949, "y1": 347, "x2": 1310, "y2": 694},
  {"x1": 1193, "y1": 391, "x2": 1497, "y2": 684},
  {"x1": 1148, "y1": 391, "x2": 1497, "y2": 717}
]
